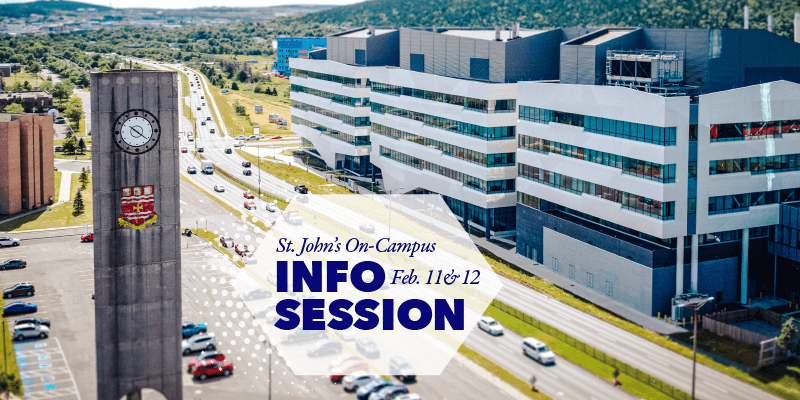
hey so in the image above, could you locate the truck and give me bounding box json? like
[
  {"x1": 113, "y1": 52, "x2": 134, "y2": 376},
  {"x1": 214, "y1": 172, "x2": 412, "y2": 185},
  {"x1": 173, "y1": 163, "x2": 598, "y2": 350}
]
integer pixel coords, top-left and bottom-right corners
[
  {"x1": 201, "y1": 160, "x2": 214, "y2": 175},
  {"x1": 282, "y1": 211, "x2": 302, "y2": 225}
]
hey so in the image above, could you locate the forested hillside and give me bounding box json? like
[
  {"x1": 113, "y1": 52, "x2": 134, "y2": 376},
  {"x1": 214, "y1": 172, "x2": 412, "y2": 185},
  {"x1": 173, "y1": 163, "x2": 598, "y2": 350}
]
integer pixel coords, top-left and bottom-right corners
[
  {"x1": 292, "y1": 0, "x2": 800, "y2": 39},
  {"x1": 0, "y1": 1, "x2": 112, "y2": 18}
]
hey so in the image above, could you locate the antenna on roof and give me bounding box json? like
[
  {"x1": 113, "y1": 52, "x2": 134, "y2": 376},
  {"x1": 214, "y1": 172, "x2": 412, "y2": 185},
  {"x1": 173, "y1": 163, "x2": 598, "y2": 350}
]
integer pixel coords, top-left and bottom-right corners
[
  {"x1": 744, "y1": 5, "x2": 749, "y2": 29},
  {"x1": 768, "y1": 15, "x2": 773, "y2": 32}
]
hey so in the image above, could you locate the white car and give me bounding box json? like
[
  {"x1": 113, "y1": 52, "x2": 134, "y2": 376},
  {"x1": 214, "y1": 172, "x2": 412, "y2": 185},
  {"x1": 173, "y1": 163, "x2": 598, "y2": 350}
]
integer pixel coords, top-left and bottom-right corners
[
  {"x1": 334, "y1": 327, "x2": 356, "y2": 341},
  {"x1": 343, "y1": 371, "x2": 380, "y2": 392},
  {"x1": 182, "y1": 332, "x2": 216, "y2": 355},
  {"x1": 265, "y1": 203, "x2": 279, "y2": 213},
  {"x1": 477, "y1": 316, "x2": 504, "y2": 335},
  {"x1": 392, "y1": 395, "x2": 421, "y2": 400},
  {"x1": 0, "y1": 237, "x2": 20, "y2": 247},
  {"x1": 235, "y1": 135, "x2": 245, "y2": 141},
  {"x1": 13, "y1": 324, "x2": 48, "y2": 340},
  {"x1": 214, "y1": 185, "x2": 225, "y2": 192},
  {"x1": 234, "y1": 141, "x2": 244, "y2": 148},
  {"x1": 246, "y1": 135, "x2": 258, "y2": 141},
  {"x1": 522, "y1": 337, "x2": 556, "y2": 365}
]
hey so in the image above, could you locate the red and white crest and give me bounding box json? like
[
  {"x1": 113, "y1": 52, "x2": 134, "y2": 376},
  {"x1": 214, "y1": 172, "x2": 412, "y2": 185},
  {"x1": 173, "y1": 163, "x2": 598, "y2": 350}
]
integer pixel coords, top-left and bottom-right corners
[{"x1": 119, "y1": 185, "x2": 157, "y2": 229}]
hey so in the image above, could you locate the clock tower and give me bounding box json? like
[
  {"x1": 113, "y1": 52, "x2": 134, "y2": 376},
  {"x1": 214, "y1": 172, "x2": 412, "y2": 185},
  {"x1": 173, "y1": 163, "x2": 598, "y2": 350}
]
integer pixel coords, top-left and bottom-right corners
[{"x1": 91, "y1": 69, "x2": 182, "y2": 400}]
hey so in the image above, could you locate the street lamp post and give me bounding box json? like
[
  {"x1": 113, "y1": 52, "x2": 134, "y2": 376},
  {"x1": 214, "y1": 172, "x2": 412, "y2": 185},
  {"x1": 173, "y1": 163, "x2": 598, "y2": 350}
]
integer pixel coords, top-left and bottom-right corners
[
  {"x1": 258, "y1": 144, "x2": 261, "y2": 196},
  {"x1": 388, "y1": 187, "x2": 403, "y2": 238},
  {"x1": 674, "y1": 293, "x2": 714, "y2": 400}
]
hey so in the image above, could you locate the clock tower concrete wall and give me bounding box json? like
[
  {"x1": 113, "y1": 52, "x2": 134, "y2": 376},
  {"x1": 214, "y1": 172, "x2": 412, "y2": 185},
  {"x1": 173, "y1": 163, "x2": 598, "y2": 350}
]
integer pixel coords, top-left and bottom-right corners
[{"x1": 90, "y1": 70, "x2": 182, "y2": 400}]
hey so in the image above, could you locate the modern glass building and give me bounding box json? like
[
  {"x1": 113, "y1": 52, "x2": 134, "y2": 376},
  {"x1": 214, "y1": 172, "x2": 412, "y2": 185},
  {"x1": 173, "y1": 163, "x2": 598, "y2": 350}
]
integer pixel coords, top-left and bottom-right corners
[{"x1": 274, "y1": 37, "x2": 327, "y2": 75}]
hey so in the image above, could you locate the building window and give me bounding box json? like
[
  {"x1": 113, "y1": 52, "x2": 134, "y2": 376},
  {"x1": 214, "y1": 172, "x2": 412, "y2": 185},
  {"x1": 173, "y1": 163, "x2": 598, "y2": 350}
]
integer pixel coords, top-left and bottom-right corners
[
  {"x1": 410, "y1": 53, "x2": 425, "y2": 72},
  {"x1": 689, "y1": 124, "x2": 697, "y2": 141},
  {"x1": 551, "y1": 257, "x2": 559, "y2": 272},
  {"x1": 469, "y1": 58, "x2": 490, "y2": 81},
  {"x1": 291, "y1": 116, "x2": 370, "y2": 146},
  {"x1": 587, "y1": 272, "x2": 594, "y2": 288},
  {"x1": 606, "y1": 281, "x2": 613, "y2": 297},
  {"x1": 709, "y1": 154, "x2": 800, "y2": 176},
  {"x1": 710, "y1": 120, "x2": 800, "y2": 142},
  {"x1": 355, "y1": 49, "x2": 365, "y2": 65},
  {"x1": 688, "y1": 197, "x2": 697, "y2": 214},
  {"x1": 688, "y1": 162, "x2": 697, "y2": 178},
  {"x1": 519, "y1": 105, "x2": 676, "y2": 146},
  {"x1": 707, "y1": 189, "x2": 800, "y2": 215},
  {"x1": 371, "y1": 103, "x2": 515, "y2": 141},
  {"x1": 291, "y1": 100, "x2": 370, "y2": 127},
  {"x1": 569, "y1": 264, "x2": 575, "y2": 280},
  {"x1": 290, "y1": 84, "x2": 369, "y2": 108}
]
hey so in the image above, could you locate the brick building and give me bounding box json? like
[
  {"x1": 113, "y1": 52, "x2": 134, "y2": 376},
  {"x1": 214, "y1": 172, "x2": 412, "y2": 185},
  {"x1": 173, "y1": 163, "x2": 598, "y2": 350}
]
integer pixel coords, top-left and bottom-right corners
[
  {"x1": 0, "y1": 113, "x2": 55, "y2": 215},
  {"x1": 0, "y1": 91, "x2": 53, "y2": 113}
]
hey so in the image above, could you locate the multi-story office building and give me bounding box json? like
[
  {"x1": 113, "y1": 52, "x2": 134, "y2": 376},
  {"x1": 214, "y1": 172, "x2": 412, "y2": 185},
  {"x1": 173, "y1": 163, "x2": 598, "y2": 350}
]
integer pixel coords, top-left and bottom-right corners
[
  {"x1": 292, "y1": 25, "x2": 800, "y2": 317},
  {"x1": 515, "y1": 28, "x2": 800, "y2": 316},
  {"x1": 0, "y1": 113, "x2": 55, "y2": 215},
  {"x1": 274, "y1": 37, "x2": 327, "y2": 75},
  {"x1": 290, "y1": 27, "x2": 399, "y2": 176}
]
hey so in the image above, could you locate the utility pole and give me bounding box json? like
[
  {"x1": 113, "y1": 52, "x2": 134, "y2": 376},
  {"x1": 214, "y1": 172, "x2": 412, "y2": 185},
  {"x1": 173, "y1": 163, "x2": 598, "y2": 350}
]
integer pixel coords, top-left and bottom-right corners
[
  {"x1": 674, "y1": 293, "x2": 714, "y2": 400},
  {"x1": 258, "y1": 144, "x2": 261, "y2": 196}
]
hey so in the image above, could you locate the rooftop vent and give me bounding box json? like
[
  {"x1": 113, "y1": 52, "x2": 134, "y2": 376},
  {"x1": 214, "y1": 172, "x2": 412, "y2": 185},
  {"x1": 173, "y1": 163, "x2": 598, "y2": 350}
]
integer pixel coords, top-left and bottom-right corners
[{"x1": 368, "y1": 26, "x2": 375, "y2": 36}]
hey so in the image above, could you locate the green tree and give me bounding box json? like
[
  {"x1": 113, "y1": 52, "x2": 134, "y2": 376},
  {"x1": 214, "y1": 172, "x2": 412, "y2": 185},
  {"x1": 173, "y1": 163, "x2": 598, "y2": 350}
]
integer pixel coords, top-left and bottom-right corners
[
  {"x1": 237, "y1": 70, "x2": 248, "y2": 82},
  {"x1": 63, "y1": 96, "x2": 84, "y2": 130},
  {"x1": 26, "y1": 61, "x2": 41, "y2": 75},
  {"x1": 231, "y1": 81, "x2": 239, "y2": 90},
  {"x1": 253, "y1": 85, "x2": 262, "y2": 93},
  {"x1": 62, "y1": 136, "x2": 78, "y2": 153},
  {"x1": 39, "y1": 80, "x2": 54, "y2": 93},
  {"x1": 0, "y1": 372, "x2": 23, "y2": 398},
  {"x1": 78, "y1": 138, "x2": 86, "y2": 155},
  {"x1": 52, "y1": 80, "x2": 75, "y2": 103},
  {"x1": 73, "y1": 190, "x2": 85, "y2": 215},
  {"x1": 777, "y1": 317, "x2": 798, "y2": 355},
  {"x1": 233, "y1": 101, "x2": 246, "y2": 116},
  {"x1": 79, "y1": 167, "x2": 89, "y2": 188},
  {"x1": 2, "y1": 103, "x2": 24, "y2": 113}
]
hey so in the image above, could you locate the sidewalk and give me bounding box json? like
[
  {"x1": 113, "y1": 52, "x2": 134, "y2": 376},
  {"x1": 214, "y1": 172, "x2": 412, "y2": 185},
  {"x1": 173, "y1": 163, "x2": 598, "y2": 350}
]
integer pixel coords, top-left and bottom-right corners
[
  {"x1": 57, "y1": 171, "x2": 73, "y2": 203},
  {"x1": 469, "y1": 234, "x2": 687, "y2": 335}
]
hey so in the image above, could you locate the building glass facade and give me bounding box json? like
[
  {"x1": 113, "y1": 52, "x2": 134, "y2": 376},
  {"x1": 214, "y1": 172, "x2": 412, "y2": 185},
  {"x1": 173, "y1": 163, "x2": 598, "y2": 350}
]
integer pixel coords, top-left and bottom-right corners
[{"x1": 371, "y1": 103, "x2": 515, "y2": 140}]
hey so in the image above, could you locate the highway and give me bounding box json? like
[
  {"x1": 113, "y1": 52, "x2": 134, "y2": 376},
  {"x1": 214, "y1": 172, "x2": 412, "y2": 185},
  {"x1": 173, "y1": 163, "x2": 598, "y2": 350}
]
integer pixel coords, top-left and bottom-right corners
[{"x1": 151, "y1": 60, "x2": 778, "y2": 400}]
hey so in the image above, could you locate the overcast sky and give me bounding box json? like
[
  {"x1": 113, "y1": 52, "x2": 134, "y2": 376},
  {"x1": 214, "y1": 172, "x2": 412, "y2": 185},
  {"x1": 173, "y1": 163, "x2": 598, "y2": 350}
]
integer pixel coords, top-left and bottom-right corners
[{"x1": 3, "y1": 0, "x2": 364, "y2": 9}]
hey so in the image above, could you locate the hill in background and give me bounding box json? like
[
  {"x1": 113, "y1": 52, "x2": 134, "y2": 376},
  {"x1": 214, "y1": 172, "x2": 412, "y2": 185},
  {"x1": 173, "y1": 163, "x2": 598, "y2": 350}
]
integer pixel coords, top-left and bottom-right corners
[
  {"x1": 1, "y1": 0, "x2": 112, "y2": 18},
  {"x1": 293, "y1": 0, "x2": 800, "y2": 40}
]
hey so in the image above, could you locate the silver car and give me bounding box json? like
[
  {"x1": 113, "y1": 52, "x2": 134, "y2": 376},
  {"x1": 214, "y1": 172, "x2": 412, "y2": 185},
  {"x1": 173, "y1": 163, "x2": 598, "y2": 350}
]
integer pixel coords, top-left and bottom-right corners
[
  {"x1": 182, "y1": 332, "x2": 216, "y2": 355},
  {"x1": 214, "y1": 185, "x2": 225, "y2": 192},
  {"x1": 0, "y1": 237, "x2": 20, "y2": 247},
  {"x1": 13, "y1": 323, "x2": 48, "y2": 340}
]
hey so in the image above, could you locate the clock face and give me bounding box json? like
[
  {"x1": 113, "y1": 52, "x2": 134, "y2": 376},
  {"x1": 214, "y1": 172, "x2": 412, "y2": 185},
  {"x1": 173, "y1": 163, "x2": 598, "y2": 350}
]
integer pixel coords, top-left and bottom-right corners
[{"x1": 113, "y1": 109, "x2": 161, "y2": 154}]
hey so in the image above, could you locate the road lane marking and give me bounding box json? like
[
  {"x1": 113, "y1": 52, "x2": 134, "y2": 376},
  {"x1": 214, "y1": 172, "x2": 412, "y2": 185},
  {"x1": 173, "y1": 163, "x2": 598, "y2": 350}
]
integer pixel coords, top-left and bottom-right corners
[
  {"x1": 596, "y1": 332, "x2": 618, "y2": 343},
  {"x1": 703, "y1": 381, "x2": 728, "y2": 393},
  {"x1": 647, "y1": 355, "x2": 669, "y2": 367},
  {"x1": 555, "y1": 312, "x2": 573, "y2": 321}
]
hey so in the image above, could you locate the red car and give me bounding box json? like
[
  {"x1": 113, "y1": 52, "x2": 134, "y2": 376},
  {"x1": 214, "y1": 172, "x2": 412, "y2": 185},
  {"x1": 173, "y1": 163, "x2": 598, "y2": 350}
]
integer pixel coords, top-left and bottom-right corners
[
  {"x1": 192, "y1": 359, "x2": 233, "y2": 380},
  {"x1": 187, "y1": 350, "x2": 225, "y2": 373},
  {"x1": 181, "y1": 147, "x2": 188, "y2": 153},
  {"x1": 81, "y1": 232, "x2": 93, "y2": 242},
  {"x1": 234, "y1": 243, "x2": 249, "y2": 256},
  {"x1": 271, "y1": 136, "x2": 282, "y2": 140},
  {"x1": 244, "y1": 201, "x2": 256, "y2": 210},
  {"x1": 210, "y1": 128, "x2": 215, "y2": 133},
  {"x1": 330, "y1": 360, "x2": 368, "y2": 382},
  {"x1": 219, "y1": 237, "x2": 233, "y2": 248},
  {"x1": 243, "y1": 191, "x2": 254, "y2": 199}
]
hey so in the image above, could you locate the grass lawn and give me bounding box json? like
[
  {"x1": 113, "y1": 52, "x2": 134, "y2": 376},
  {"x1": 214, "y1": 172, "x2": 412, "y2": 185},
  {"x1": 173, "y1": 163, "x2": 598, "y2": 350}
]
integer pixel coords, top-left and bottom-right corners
[
  {"x1": 235, "y1": 149, "x2": 350, "y2": 195},
  {"x1": 190, "y1": 229, "x2": 244, "y2": 268},
  {"x1": 54, "y1": 136, "x2": 92, "y2": 160},
  {"x1": 481, "y1": 250, "x2": 800, "y2": 400},
  {"x1": 54, "y1": 171, "x2": 62, "y2": 202},
  {"x1": 0, "y1": 174, "x2": 92, "y2": 231},
  {"x1": 0, "y1": 297, "x2": 23, "y2": 397},
  {"x1": 3, "y1": 70, "x2": 44, "y2": 88},
  {"x1": 457, "y1": 345, "x2": 551, "y2": 400}
]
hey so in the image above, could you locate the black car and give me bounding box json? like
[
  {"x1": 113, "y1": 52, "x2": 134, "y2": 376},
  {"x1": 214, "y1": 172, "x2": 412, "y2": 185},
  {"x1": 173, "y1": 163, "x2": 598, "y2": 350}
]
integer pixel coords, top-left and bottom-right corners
[
  {"x1": 306, "y1": 339, "x2": 342, "y2": 357},
  {"x1": 224, "y1": 148, "x2": 232, "y2": 154},
  {"x1": 1, "y1": 259, "x2": 26, "y2": 271},
  {"x1": 355, "y1": 337, "x2": 380, "y2": 358},
  {"x1": 14, "y1": 316, "x2": 50, "y2": 327},
  {"x1": 197, "y1": 147, "x2": 204, "y2": 153},
  {"x1": 242, "y1": 161, "x2": 251, "y2": 167},
  {"x1": 3, "y1": 283, "x2": 34, "y2": 299},
  {"x1": 243, "y1": 169, "x2": 252, "y2": 176},
  {"x1": 294, "y1": 185, "x2": 308, "y2": 194},
  {"x1": 388, "y1": 356, "x2": 416, "y2": 382},
  {"x1": 187, "y1": 166, "x2": 197, "y2": 174}
]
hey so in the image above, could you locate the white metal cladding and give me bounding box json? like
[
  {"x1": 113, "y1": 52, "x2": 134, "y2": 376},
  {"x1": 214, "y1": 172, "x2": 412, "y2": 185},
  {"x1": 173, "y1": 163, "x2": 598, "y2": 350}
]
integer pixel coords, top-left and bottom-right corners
[
  {"x1": 344, "y1": 38, "x2": 354, "y2": 65},
  {"x1": 560, "y1": 45, "x2": 579, "y2": 84},
  {"x1": 327, "y1": 37, "x2": 339, "y2": 63},
  {"x1": 445, "y1": 35, "x2": 460, "y2": 78},
  {"x1": 489, "y1": 41, "x2": 506, "y2": 83},
  {"x1": 433, "y1": 34, "x2": 447, "y2": 76},
  {"x1": 409, "y1": 29, "x2": 421, "y2": 54},
  {"x1": 400, "y1": 30, "x2": 411, "y2": 70},
  {"x1": 422, "y1": 32, "x2": 435, "y2": 74},
  {"x1": 459, "y1": 38, "x2": 474, "y2": 79}
]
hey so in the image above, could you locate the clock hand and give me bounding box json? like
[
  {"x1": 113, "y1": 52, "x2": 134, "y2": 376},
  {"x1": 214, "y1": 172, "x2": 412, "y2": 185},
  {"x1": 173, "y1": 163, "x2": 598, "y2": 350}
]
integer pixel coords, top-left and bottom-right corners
[{"x1": 129, "y1": 125, "x2": 146, "y2": 138}]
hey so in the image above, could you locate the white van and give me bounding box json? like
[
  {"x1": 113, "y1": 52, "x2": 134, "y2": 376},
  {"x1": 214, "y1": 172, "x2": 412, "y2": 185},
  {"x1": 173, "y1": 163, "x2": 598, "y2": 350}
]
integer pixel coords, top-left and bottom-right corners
[{"x1": 522, "y1": 337, "x2": 556, "y2": 365}]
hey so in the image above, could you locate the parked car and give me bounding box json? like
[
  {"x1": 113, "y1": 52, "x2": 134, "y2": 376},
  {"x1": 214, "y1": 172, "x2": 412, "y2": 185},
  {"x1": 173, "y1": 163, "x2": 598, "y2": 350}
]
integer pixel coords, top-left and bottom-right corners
[
  {"x1": 187, "y1": 350, "x2": 225, "y2": 373},
  {"x1": 214, "y1": 185, "x2": 225, "y2": 192},
  {"x1": 3, "y1": 283, "x2": 34, "y2": 299},
  {"x1": 391, "y1": 394, "x2": 422, "y2": 400},
  {"x1": 14, "y1": 316, "x2": 49, "y2": 327},
  {"x1": 243, "y1": 191, "x2": 254, "y2": 199},
  {"x1": 294, "y1": 185, "x2": 308, "y2": 194},
  {"x1": 355, "y1": 337, "x2": 380, "y2": 358},
  {"x1": 388, "y1": 356, "x2": 416, "y2": 382},
  {"x1": 359, "y1": 224, "x2": 375, "y2": 233},
  {"x1": 283, "y1": 326, "x2": 325, "y2": 344},
  {"x1": 192, "y1": 359, "x2": 233, "y2": 381},
  {"x1": 343, "y1": 372, "x2": 381, "y2": 392},
  {"x1": 477, "y1": 316, "x2": 504, "y2": 336},
  {"x1": 243, "y1": 169, "x2": 252, "y2": 176},
  {"x1": 182, "y1": 321, "x2": 207, "y2": 338},
  {"x1": 187, "y1": 166, "x2": 197, "y2": 174},
  {"x1": 219, "y1": 237, "x2": 234, "y2": 248},
  {"x1": 3, "y1": 302, "x2": 37, "y2": 316},
  {"x1": 13, "y1": 324, "x2": 48, "y2": 341},
  {"x1": 242, "y1": 161, "x2": 251, "y2": 168},
  {"x1": 235, "y1": 135, "x2": 245, "y2": 141},
  {"x1": 356, "y1": 378, "x2": 392, "y2": 400},
  {"x1": 369, "y1": 385, "x2": 409, "y2": 400},
  {"x1": 522, "y1": 337, "x2": 556, "y2": 365},
  {"x1": 307, "y1": 339, "x2": 342, "y2": 357},
  {"x1": 244, "y1": 201, "x2": 256, "y2": 210},
  {"x1": 181, "y1": 147, "x2": 188, "y2": 153},
  {"x1": 331, "y1": 360, "x2": 369, "y2": 383},
  {"x1": 265, "y1": 203, "x2": 279, "y2": 213},
  {"x1": 234, "y1": 243, "x2": 250, "y2": 255},
  {"x1": 246, "y1": 135, "x2": 258, "y2": 141},
  {"x1": 225, "y1": 148, "x2": 232, "y2": 154},
  {"x1": 81, "y1": 233, "x2": 94, "y2": 242},
  {"x1": 1, "y1": 259, "x2": 26, "y2": 270},
  {"x1": 182, "y1": 332, "x2": 216, "y2": 355},
  {"x1": 0, "y1": 238, "x2": 20, "y2": 247},
  {"x1": 334, "y1": 327, "x2": 356, "y2": 341},
  {"x1": 241, "y1": 288, "x2": 271, "y2": 301}
]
